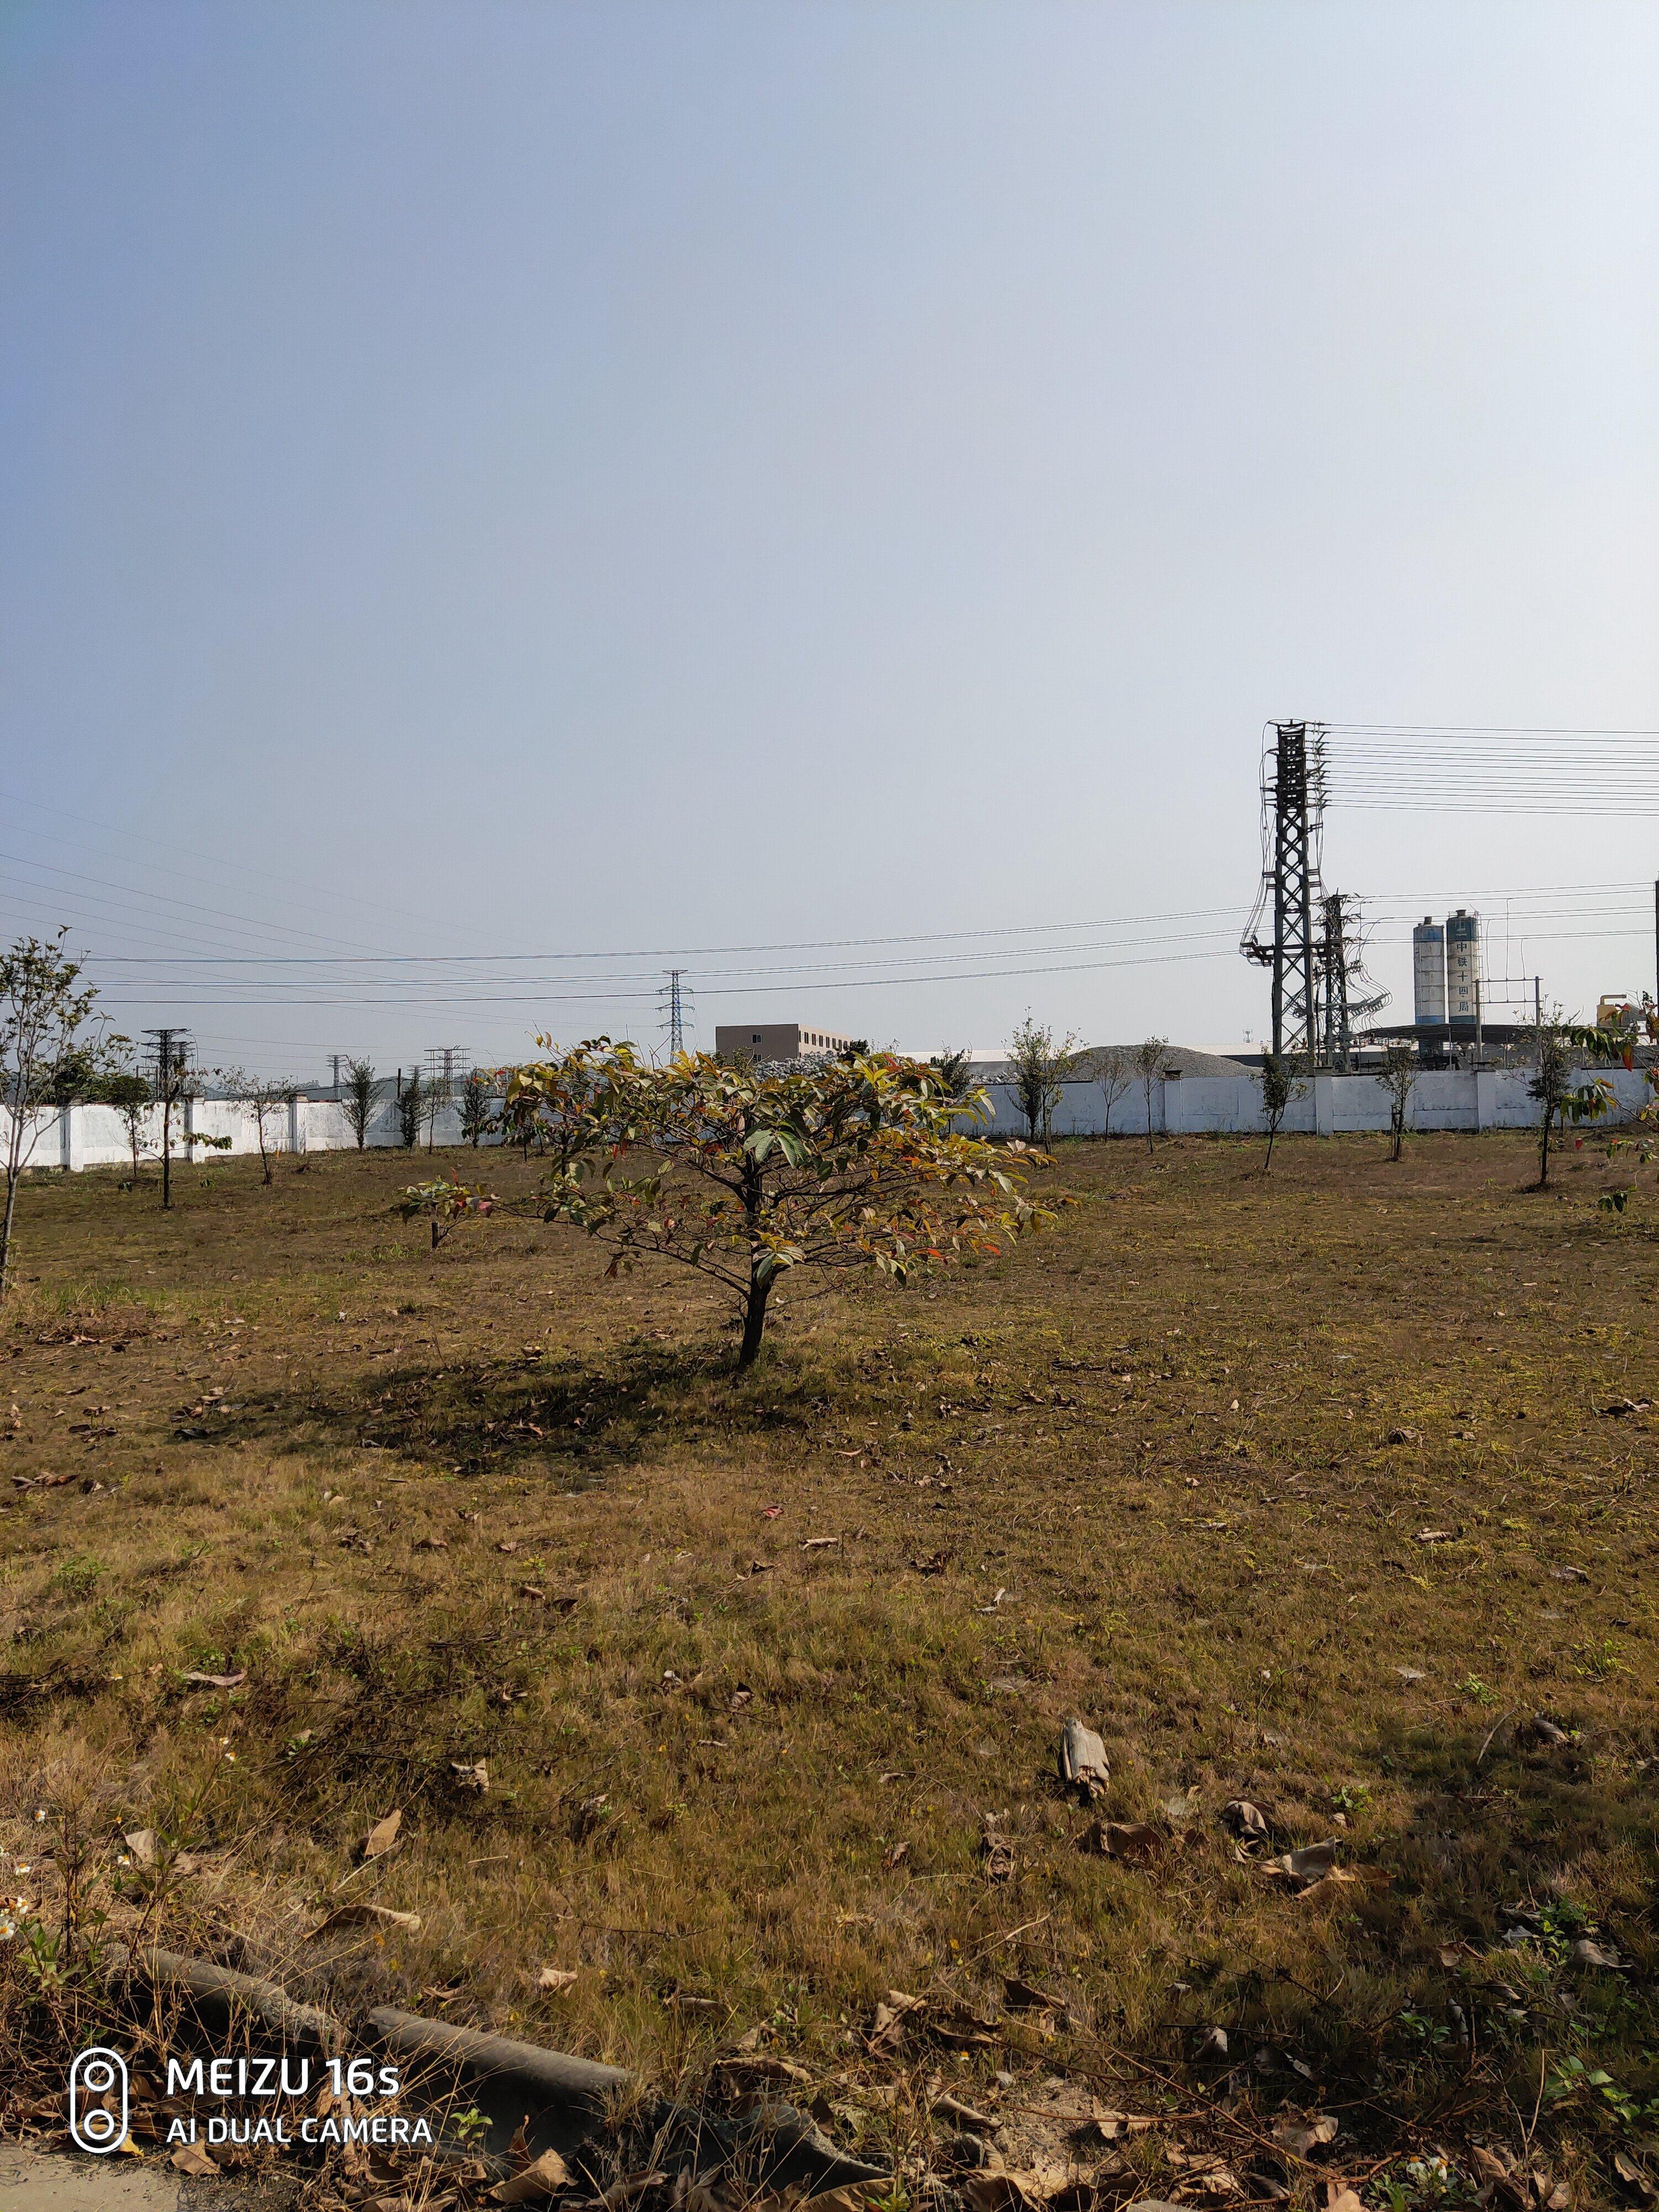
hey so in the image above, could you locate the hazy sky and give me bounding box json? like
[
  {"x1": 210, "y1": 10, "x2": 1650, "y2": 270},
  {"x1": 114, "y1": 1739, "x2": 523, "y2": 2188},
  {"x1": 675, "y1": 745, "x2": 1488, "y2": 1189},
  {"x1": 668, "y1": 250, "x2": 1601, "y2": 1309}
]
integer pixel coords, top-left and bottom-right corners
[{"x1": 3, "y1": 2, "x2": 1656, "y2": 1076}]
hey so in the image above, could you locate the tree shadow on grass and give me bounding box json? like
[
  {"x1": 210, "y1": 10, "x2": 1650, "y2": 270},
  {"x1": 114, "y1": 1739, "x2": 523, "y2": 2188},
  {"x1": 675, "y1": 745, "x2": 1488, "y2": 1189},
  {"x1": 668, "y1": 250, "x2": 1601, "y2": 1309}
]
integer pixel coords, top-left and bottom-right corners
[{"x1": 196, "y1": 1334, "x2": 837, "y2": 1479}]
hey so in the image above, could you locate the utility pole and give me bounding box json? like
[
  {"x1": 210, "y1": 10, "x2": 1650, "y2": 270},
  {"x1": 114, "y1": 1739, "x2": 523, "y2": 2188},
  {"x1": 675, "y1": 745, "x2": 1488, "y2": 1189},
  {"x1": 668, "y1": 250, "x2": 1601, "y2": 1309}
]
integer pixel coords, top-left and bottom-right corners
[
  {"x1": 143, "y1": 1028, "x2": 191, "y2": 1212},
  {"x1": 330, "y1": 1053, "x2": 341, "y2": 1096}
]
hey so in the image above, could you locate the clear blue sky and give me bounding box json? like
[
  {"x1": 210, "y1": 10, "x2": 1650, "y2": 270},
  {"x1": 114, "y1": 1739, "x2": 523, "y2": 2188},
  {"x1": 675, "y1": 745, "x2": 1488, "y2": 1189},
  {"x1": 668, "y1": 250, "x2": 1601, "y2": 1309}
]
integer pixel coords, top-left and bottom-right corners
[{"x1": 3, "y1": 2, "x2": 1656, "y2": 1075}]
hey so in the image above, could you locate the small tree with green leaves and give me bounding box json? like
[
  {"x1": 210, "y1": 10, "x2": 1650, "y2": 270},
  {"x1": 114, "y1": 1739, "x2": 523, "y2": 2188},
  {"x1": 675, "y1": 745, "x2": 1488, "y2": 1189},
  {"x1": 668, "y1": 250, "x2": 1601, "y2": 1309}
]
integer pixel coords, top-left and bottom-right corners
[
  {"x1": 458, "y1": 1068, "x2": 494, "y2": 1146},
  {"x1": 93, "y1": 1063, "x2": 154, "y2": 1183},
  {"x1": 1132, "y1": 1036, "x2": 1170, "y2": 1154},
  {"x1": 1258, "y1": 1051, "x2": 1297, "y2": 1171},
  {"x1": 220, "y1": 1069, "x2": 298, "y2": 1185},
  {"x1": 403, "y1": 1048, "x2": 1052, "y2": 1371},
  {"x1": 1527, "y1": 1021, "x2": 1623, "y2": 1190},
  {"x1": 1378, "y1": 1042, "x2": 1417, "y2": 1162},
  {"x1": 342, "y1": 1058, "x2": 377, "y2": 1149},
  {"x1": 1006, "y1": 1018, "x2": 1083, "y2": 1147},
  {"x1": 929, "y1": 1047, "x2": 974, "y2": 1104},
  {"x1": 0, "y1": 932, "x2": 105, "y2": 1296},
  {"x1": 398, "y1": 1068, "x2": 424, "y2": 1150}
]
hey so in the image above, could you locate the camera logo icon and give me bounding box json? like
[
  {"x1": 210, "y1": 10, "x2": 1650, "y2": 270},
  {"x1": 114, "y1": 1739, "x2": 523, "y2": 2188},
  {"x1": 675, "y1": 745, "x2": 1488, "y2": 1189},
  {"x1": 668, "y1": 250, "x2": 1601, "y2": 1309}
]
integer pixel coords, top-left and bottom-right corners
[{"x1": 69, "y1": 2047, "x2": 129, "y2": 2154}]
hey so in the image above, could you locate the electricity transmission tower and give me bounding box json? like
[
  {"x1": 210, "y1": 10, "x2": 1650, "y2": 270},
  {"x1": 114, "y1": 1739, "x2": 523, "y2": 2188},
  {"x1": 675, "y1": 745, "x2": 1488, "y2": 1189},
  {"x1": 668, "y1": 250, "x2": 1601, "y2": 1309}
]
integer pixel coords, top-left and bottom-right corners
[
  {"x1": 1241, "y1": 722, "x2": 1326, "y2": 1063},
  {"x1": 660, "y1": 969, "x2": 693, "y2": 1057},
  {"x1": 1318, "y1": 891, "x2": 1389, "y2": 1070},
  {"x1": 422, "y1": 1048, "x2": 468, "y2": 1151},
  {"x1": 1243, "y1": 727, "x2": 1389, "y2": 1067}
]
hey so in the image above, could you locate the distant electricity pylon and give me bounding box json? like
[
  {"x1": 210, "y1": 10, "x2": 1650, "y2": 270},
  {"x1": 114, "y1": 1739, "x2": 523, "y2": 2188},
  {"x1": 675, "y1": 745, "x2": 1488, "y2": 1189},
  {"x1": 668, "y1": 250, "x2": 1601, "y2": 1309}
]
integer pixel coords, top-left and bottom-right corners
[
  {"x1": 1241, "y1": 724, "x2": 1387, "y2": 1066},
  {"x1": 660, "y1": 970, "x2": 693, "y2": 1057},
  {"x1": 1318, "y1": 891, "x2": 1389, "y2": 1071},
  {"x1": 1241, "y1": 722, "x2": 1325, "y2": 1062}
]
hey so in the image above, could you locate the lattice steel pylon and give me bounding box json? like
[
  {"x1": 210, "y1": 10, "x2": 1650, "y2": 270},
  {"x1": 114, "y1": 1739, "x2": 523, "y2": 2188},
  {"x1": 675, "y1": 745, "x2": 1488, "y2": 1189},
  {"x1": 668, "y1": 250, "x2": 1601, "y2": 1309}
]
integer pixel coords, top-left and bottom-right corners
[
  {"x1": 660, "y1": 969, "x2": 693, "y2": 1057},
  {"x1": 1318, "y1": 890, "x2": 1390, "y2": 1071},
  {"x1": 1241, "y1": 722, "x2": 1327, "y2": 1063}
]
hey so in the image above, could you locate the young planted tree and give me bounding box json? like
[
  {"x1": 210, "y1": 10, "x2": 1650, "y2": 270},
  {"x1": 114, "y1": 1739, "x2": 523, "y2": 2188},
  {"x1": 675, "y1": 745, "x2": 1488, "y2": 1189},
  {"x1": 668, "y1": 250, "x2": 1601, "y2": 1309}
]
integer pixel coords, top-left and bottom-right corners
[
  {"x1": 403, "y1": 1048, "x2": 1052, "y2": 1370},
  {"x1": 149, "y1": 1034, "x2": 196, "y2": 1212},
  {"x1": 1378, "y1": 1043, "x2": 1417, "y2": 1162},
  {"x1": 0, "y1": 932, "x2": 103, "y2": 1297},
  {"x1": 94, "y1": 1064, "x2": 154, "y2": 1183},
  {"x1": 342, "y1": 1058, "x2": 377, "y2": 1149},
  {"x1": 1006, "y1": 1019, "x2": 1083, "y2": 1147},
  {"x1": 1132, "y1": 1036, "x2": 1170, "y2": 1154},
  {"x1": 929, "y1": 1047, "x2": 974, "y2": 1104},
  {"x1": 398, "y1": 1068, "x2": 424, "y2": 1150},
  {"x1": 1093, "y1": 1046, "x2": 1133, "y2": 1137},
  {"x1": 1526, "y1": 1021, "x2": 1622, "y2": 1190},
  {"x1": 220, "y1": 1070, "x2": 299, "y2": 1185},
  {"x1": 1258, "y1": 1051, "x2": 1295, "y2": 1172},
  {"x1": 458, "y1": 1068, "x2": 494, "y2": 1146}
]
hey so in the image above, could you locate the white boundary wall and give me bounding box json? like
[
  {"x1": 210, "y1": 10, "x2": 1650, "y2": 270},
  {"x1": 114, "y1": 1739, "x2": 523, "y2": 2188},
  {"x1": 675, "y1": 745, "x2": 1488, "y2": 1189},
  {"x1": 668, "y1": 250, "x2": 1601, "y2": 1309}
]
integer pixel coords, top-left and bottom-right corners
[
  {"x1": 3, "y1": 1066, "x2": 1652, "y2": 1172},
  {"x1": 980, "y1": 1064, "x2": 1655, "y2": 1139},
  {"x1": 0, "y1": 1093, "x2": 479, "y2": 1172}
]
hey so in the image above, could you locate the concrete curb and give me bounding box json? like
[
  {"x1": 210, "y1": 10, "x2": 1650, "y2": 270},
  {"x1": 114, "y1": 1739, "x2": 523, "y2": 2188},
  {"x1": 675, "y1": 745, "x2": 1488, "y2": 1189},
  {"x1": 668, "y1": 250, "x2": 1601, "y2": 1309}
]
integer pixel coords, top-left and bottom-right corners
[{"x1": 105, "y1": 1946, "x2": 891, "y2": 2193}]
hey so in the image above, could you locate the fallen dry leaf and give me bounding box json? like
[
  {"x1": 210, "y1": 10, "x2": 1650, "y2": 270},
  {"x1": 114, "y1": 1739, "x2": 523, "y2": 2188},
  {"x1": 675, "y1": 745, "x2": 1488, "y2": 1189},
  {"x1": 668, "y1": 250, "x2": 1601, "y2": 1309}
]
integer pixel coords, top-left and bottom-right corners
[
  {"x1": 535, "y1": 1965, "x2": 580, "y2": 1991},
  {"x1": 489, "y1": 2148, "x2": 572, "y2": 2203},
  {"x1": 308, "y1": 1902, "x2": 421, "y2": 1939},
  {"x1": 123, "y1": 1828, "x2": 156, "y2": 1867},
  {"x1": 1613, "y1": 2150, "x2": 1656, "y2": 2201},
  {"x1": 364, "y1": 1808, "x2": 403, "y2": 1859},
  {"x1": 1222, "y1": 1799, "x2": 1269, "y2": 1846},
  {"x1": 1568, "y1": 1938, "x2": 1624, "y2": 1969},
  {"x1": 1324, "y1": 2188, "x2": 1366, "y2": 2212},
  {"x1": 414, "y1": 1535, "x2": 448, "y2": 1551},
  {"x1": 171, "y1": 2142, "x2": 220, "y2": 2175},
  {"x1": 181, "y1": 1670, "x2": 246, "y2": 1689},
  {"x1": 713, "y1": 2053, "x2": 811, "y2": 2086},
  {"x1": 870, "y1": 1989, "x2": 926, "y2": 2050},
  {"x1": 452, "y1": 1759, "x2": 489, "y2": 1793},
  {"x1": 1264, "y1": 1839, "x2": 1339, "y2": 1890},
  {"x1": 1414, "y1": 1529, "x2": 1455, "y2": 1545},
  {"x1": 1272, "y1": 2114, "x2": 1339, "y2": 2158},
  {"x1": 1082, "y1": 1819, "x2": 1163, "y2": 1863},
  {"x1": 883, "y1": 1839, "x2": 909, "y2": 1870}
]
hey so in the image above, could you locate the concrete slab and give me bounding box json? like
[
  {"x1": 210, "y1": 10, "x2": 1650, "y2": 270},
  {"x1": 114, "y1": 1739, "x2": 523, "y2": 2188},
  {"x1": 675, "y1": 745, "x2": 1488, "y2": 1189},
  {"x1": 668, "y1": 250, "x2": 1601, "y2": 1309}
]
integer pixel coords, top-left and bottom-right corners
[
  {"x1": 0, "y1": 2145, "x2": 283, "y2": 2210},
  {"x1": 0, "y1": 2144, "x2": 182, "y2": 2210}
]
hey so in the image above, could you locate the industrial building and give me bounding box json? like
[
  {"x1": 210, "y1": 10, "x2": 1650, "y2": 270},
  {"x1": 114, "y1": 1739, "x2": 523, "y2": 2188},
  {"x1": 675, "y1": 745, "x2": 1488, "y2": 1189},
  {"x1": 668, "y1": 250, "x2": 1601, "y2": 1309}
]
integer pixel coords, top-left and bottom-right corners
[{"x1": 714, "y1": 1022, "x2": 859, "y2": 1062}]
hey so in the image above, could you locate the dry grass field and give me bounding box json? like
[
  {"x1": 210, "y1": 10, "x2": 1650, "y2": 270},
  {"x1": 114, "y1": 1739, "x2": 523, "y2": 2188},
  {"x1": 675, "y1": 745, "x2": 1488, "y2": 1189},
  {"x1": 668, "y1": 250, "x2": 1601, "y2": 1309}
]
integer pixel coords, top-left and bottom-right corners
[{"x1": 1, "y1": 1130, "x2": 1656, "y2": 2205}]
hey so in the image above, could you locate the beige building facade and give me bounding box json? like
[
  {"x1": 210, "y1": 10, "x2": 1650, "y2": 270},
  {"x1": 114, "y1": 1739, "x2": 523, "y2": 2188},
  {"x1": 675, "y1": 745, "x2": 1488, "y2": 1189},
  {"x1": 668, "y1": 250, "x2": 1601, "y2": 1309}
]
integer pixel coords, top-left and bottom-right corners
[{"x1": 714, "y1": 1022, "x2": 859, "y2": 1061}]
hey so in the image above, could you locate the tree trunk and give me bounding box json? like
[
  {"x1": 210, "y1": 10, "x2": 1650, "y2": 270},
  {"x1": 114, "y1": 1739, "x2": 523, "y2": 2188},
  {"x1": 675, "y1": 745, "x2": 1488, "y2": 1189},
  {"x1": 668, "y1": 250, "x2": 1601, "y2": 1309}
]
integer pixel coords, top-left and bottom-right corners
[
  {"x1": 161, "y1": 1098, "x2": 173, "y2": 1211},
  {"x1": 1539, "y1": 1108, "x2": 1552, "y2": 1188},
  {"x1": 0, "y1": 1170, "x2": 19, "y2": 1301},
  {"x1": 1263, "y1": 1116, "x2": 1277, "y2": 1173},
  {"x1": 737, "y1": 1274, "x2": 771, "y2": 1369}
]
